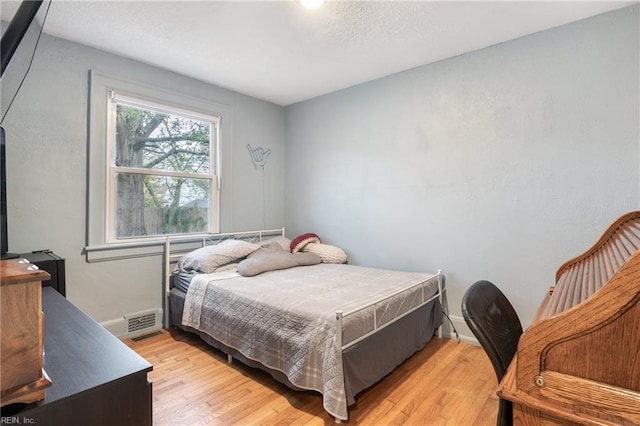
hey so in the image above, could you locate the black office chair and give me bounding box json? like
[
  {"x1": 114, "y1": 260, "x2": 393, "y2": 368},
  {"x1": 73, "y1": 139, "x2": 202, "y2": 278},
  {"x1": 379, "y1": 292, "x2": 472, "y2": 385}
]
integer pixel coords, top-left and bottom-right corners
[{"x1": 461, "y1": 280, "x2": 523, "y2": 426}]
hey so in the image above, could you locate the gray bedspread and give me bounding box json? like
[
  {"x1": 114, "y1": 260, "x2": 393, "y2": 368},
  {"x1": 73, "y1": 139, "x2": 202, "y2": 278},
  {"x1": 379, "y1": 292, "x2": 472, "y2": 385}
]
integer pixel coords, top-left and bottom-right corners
[{"x1": 181, "y1": 263, "x2": 440, "y2": 420}]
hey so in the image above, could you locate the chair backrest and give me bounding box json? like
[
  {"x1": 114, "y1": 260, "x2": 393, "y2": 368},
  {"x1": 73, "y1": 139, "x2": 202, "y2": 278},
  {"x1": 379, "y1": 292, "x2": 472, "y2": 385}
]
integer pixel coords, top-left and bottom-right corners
[{"x1": 461, "y1": 280, "x2": 523, "y2": 382}]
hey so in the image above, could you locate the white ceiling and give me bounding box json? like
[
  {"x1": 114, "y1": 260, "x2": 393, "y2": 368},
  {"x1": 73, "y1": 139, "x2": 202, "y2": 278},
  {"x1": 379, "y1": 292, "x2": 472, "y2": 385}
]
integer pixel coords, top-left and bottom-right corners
[{"x1": 1, "y1": 1, "x2": 637, "y2": 106}]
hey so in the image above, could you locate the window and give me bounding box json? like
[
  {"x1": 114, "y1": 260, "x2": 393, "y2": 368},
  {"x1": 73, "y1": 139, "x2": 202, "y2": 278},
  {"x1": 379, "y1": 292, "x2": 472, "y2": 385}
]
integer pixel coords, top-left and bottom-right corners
[
  {"x1": 87, "y1": 71, "x2": 232, "y2": 254},
  {"x1": 107, "y1": 93, "x2": 219, "y2": 241}
]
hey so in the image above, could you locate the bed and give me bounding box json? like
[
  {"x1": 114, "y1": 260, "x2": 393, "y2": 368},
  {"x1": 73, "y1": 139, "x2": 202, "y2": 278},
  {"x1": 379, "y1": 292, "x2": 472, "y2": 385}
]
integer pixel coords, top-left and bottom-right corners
[{"x1": 163, "y1": 228, "x2": 445, "y2": 421}]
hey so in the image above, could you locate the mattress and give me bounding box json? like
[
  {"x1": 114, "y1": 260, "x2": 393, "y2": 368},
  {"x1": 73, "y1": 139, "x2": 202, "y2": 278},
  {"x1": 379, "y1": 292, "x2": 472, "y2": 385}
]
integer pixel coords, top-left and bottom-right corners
[{"x1": 171, "y1": 263, "x2": 443, "y2": 420}]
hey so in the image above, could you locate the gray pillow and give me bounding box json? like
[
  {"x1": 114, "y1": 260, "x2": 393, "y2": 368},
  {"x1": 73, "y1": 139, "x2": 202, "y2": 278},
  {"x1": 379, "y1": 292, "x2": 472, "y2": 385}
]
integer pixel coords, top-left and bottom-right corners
[
  {"x1": 176, "y1": 239, "x2": 261, "y2": 273},
  {"x1": 258, "y1": 236, "x2": 292, "y2": 251},
  {"x1": 237, "y1": 246, "x2": 321, "y2": 277}
]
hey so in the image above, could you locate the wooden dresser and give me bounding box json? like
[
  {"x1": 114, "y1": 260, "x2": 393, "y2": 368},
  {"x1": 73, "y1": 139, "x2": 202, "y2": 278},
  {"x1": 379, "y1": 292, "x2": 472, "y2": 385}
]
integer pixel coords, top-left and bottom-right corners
[
  {"x1": 2, "y1": 288, "x2": 153, "y2": 425},
  {"x1": 1, "y1": 259, "x2": 52, "y2": 406}
]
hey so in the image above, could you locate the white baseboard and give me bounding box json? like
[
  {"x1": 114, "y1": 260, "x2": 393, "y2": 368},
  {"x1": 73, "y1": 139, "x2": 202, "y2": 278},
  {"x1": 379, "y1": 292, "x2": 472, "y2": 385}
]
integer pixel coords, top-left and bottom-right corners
[
  {"x1": 441, "y1": 314, "x2": 479, "y2": 345},
  {"x1": 101, "y1": 309, "x2": 476, "y2": 344}
]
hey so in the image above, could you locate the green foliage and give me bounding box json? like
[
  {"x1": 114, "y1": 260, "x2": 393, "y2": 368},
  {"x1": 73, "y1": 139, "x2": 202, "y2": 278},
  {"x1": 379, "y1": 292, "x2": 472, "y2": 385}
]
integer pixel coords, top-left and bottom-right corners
[{"x1": 162, "y1": 206, "x2": 206, "y2": 234}]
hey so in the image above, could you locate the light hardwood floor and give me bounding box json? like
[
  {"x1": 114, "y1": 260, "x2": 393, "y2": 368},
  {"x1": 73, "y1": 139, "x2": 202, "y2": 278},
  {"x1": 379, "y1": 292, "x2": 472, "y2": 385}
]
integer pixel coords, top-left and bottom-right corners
[{"x1": 125, "y1": 328, "x2": 499, "y2": 425}]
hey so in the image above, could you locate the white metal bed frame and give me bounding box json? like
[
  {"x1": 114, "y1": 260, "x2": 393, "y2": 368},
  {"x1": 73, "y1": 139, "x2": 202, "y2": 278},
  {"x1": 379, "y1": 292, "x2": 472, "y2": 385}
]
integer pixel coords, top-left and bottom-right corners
[{"x1": 163, "y1": 228, "x2": 445, "y2": 421}]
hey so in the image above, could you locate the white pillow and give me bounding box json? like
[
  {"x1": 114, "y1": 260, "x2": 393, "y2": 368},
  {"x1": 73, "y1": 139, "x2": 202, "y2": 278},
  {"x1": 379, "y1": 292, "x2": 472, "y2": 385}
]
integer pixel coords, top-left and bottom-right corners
[
  {"x1": 303, "y1": 243, "x2": 347, "y2": 264},
  {"x1": 176, "y1": 239, "x2": 261, "y2": 273}
]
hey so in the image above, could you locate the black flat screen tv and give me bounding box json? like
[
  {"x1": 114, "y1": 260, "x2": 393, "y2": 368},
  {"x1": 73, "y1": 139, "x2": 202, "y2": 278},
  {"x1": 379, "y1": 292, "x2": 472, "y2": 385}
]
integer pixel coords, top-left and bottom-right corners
[
  {"x1": 0, "y1": 127, "x2": 13, "y2": 258},
  {"x1": 1, "y1": 0, "x2": 47, "y2": 259}
]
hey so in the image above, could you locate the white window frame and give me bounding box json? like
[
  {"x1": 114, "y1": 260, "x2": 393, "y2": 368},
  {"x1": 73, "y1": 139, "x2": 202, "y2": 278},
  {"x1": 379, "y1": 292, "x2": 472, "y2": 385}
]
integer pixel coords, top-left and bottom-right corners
[
  {"x1": 105, "y1": 92, "x2": 220, "y2": 243},
  {"x1": 87, "y1": 70, "x2": 233, "y2": 254}
]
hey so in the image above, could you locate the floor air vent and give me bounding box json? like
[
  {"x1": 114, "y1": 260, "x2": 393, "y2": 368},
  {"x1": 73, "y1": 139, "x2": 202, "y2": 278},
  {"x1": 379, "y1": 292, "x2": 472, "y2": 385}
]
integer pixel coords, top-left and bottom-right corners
[{"x1": 127, "y1": 311, "x2": 157, "y2": 334}]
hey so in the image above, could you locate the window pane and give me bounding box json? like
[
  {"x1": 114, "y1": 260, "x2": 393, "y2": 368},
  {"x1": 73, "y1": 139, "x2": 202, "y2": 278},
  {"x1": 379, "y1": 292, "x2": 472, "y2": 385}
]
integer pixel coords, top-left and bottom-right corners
[
  {"x1": 115, "y1": 173, "x2": 210, "y2": 238},
  {"x1": 115, "y1": 104, "x2": 211, "y2": 174}
]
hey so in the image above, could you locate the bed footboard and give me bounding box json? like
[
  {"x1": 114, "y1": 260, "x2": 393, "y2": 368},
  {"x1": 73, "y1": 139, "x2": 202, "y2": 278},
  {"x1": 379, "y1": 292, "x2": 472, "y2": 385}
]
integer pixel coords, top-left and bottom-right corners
[{"x1": 336, "y1": 269, "x2": 445, "y2": 352}]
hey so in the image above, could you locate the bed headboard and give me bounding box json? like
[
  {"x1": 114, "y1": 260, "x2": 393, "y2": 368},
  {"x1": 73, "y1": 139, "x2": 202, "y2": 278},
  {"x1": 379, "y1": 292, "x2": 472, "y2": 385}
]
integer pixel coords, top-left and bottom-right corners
[{"x1": 163, "y1": 227, "x2": 285, "y2": 326}]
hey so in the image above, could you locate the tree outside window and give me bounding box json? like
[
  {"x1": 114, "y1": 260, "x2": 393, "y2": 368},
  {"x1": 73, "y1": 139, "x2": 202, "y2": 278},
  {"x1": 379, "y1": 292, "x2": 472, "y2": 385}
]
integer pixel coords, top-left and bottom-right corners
[{"x1": 108, "y1": 95, "x2": 218, "y2": 240}]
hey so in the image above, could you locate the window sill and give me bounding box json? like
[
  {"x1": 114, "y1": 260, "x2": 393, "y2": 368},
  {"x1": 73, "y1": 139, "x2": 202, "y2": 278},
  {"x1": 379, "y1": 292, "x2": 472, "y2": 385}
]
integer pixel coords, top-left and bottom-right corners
[{"x1": 83, "y1": 239, "x2": 166, "y2": 263}]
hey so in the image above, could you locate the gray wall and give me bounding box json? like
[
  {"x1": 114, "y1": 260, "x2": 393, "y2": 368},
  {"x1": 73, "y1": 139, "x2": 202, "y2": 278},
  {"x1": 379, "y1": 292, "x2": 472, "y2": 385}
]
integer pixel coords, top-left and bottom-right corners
[
  {"x1": 2, "y1": 33, "x2": 285, "y2": 326},
  {"x1": 284, "y1": 6, "x2": 640, "y2": 332},
  {"x1": 3, "y1": 5, "x2": 639, "y2": 338}
]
